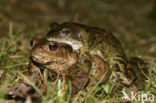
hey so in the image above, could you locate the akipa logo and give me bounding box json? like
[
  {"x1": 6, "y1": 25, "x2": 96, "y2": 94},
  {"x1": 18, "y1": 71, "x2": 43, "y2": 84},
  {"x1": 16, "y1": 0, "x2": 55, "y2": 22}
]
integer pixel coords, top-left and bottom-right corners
[{"x1": 122, "y1": 91, "x2": 155, "y2": 102}]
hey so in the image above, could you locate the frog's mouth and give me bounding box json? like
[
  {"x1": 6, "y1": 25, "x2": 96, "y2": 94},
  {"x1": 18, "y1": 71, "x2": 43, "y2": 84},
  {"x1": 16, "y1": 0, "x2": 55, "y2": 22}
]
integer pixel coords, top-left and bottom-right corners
[
  {"x1": 47, "y1": 37, "x2": 83, "y2": 50},
  {"x1": 31, "y1": 56, "x2": 65, "y2": 66}
]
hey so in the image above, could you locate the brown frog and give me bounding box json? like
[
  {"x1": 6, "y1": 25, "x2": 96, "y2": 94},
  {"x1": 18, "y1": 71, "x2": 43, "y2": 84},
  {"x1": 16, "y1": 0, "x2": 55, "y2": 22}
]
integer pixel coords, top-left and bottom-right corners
[
  {"x1": 46, "y1": 22, "x2": 148, "y2": 90},
  {"x1": 29, "y1": 37, "x2": 87, "y2": 95},
  {"x1": 29, "y1": 37, "x2": 78, "y2": 74}
]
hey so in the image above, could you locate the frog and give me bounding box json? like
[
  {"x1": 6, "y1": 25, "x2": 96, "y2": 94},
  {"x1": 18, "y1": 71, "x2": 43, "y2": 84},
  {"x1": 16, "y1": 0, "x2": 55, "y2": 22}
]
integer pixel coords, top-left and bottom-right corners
[
  {"x1": 29, "y1": 37, "x2": 78, "y2": 74},
  {"x1": 46, "y1": 22, "x2": 148, "y2": 90},
  {"x1": 29, "y1": 37, "x2": 89, "y2": 95}
]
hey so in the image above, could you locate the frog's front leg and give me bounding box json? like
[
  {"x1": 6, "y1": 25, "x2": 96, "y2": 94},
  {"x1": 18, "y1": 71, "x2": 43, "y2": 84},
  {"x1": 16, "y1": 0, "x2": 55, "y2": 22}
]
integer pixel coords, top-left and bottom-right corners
[
  {"x1": 28, "y1": 59, "x2": 42, "y2": 86},
  {"x1": 89, "y1": 55, "x2": 109, "y2": 86},
  {"x1": 68, "y1": 66, "x2": 89, "y2": 96}
]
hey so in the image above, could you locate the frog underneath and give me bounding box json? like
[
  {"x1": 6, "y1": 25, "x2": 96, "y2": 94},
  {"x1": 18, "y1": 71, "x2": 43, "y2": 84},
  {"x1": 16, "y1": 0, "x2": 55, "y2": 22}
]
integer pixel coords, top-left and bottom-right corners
[{"x1": 29, "y1": 37, "x2": 90, "y2": 95}]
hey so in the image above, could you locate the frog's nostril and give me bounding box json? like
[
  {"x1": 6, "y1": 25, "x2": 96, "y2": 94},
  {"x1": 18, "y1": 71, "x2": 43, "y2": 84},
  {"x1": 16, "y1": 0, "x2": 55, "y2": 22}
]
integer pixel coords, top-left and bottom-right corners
[{"x1": 40, "y1": 46, "x2": 44, "y2": 50}]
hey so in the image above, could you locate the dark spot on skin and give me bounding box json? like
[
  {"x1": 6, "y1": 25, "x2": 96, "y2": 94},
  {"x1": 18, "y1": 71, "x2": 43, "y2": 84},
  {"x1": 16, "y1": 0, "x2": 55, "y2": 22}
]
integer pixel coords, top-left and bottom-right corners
[
  {"x1": 19, "y1": 90, "x2": 22, "y2": 93},
  {"x1": 95, "y1": 39, "x2": 103, "y2": 44},
  {"x1": 128, "y1": 61, "x2": 137, "y2": 65},
  {"x1": 116, "y1": 55, "x2": 124, "y2": 58},
  {"x1": 119, "y1": 78, "x2": 123, "y2": 83},
  {"x1": 111, "y1": 75, "x2": 115, "y2": 80},
  {"x1": 112, "y1": 43, "x2": 116, "y2": 48},
  {"x1": 70, "y1": 32, "x2": 79, "y2": 40},
  {"x1": 39, "y1": 46, "x2": 43, "y2": 50},
  {"x1": 127, "y1": 68, "x2": 136, "y2": 76},
  {"x1": 44, "y1": 61, "x2": 53, "y2": 65},
  {"x1": 71, "y1": 84, "x2": 79, "y2": 95},
  {"x1": 115, "y1": 64, "x2": 121, "y2": 72},
  {"x1": 92, "y1": 36, "x2": 96, "y2": 41},
  {"x1": 105, "y1": 35, "x2": 109, "y2": 39},
  {"x1": 113, "y1": 59, "x2": 127, "y2": 68},
  {"x1": 77, "y1": 75, "x2": 85, "y2": 80}
]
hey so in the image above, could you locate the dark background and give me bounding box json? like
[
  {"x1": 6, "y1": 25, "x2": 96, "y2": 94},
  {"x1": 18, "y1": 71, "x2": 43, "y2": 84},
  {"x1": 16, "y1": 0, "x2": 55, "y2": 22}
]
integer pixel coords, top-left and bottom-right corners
[{"x1": 0, "y1": 0, "x2": 156, "y2": 59}]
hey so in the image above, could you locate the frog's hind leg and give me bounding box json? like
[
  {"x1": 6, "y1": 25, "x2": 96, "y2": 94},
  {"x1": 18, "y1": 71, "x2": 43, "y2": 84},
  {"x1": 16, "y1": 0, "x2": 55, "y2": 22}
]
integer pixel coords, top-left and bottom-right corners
[
  {"x1": 111, "y1": 55, "x2": 135, "y2": 87},
  {"x1": 127, "y1": 57, "x2": 148, "y2": 91}
]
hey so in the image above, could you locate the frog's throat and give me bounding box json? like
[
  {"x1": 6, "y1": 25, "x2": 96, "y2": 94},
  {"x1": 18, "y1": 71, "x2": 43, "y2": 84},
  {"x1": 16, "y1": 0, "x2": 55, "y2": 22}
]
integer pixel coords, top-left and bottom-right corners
[{"x1": 47, "y1": 38, "x2": 83, "y2": 50}]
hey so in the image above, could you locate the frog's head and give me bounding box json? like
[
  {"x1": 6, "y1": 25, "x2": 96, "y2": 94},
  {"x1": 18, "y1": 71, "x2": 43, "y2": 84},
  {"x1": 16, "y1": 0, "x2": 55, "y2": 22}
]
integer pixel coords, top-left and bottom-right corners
[
  {"x1": 47, "y1": 22, "x2": 89, "y2": 50},
  {"x1": 30, "y1": 37, "x2": 78, "y2": 72}
]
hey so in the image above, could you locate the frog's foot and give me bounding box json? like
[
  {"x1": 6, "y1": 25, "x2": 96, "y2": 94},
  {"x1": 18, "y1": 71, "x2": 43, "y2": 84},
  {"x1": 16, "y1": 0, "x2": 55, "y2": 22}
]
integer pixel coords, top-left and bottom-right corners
[
  {"x1": 113, "y1": 59, "x2": 134, "y2": 86},
  {"x1": 7, "y1": 83, "x2": 42, "y2": 103},
  {"x1": 111, "y1": 82, "x2": 123, "y2": 95},
  {"x1": 127, "y1": 57, "x2": 148, "y2": 91},
  {"x1": 109, "y1": 70, "x2": 134, "y2": 87},
  {"x1": 109, "y1": 71, "x2": 136, "y2": 95},
  {"x1": 118, "y1": 72, "x2": 134, "y2": 86},
  {"x1": 112, "y1": 56, "x2": 134, "y2": 86},
  {"x1": 7, "y1": 83, "x2": 35, "y2": 99},
  {"x1": 7, "y1": 72, "x2": 42, "y2": 100}
]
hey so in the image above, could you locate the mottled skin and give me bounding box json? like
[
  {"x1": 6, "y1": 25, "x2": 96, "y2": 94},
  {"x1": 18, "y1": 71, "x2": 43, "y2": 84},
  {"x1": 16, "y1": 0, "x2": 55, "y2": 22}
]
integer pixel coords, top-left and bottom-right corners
[{"x1": 47, "y1": 22, "x2": 147, "y2": 89}]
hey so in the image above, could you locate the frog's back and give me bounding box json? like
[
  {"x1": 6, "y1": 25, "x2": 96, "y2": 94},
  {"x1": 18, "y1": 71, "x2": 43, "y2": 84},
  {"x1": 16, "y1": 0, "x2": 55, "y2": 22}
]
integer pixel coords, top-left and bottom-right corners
[
  {"x1": 61, "y1": 22, "x2": 126, "y2": 63},
  {"x1": 88, "y1": 27, "x2": 126, "y2": 62}
]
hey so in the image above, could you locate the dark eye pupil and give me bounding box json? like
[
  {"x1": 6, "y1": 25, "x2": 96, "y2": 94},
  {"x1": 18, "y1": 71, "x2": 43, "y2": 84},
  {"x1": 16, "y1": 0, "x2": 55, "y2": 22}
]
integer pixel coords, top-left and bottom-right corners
[
  {"x1": 30, "y1": 40, "x2": 34, "y2": 47},
  {"x1": 64, "y1": 29, "x2": 70, "y2": 34},
  {"x1": 49, "y1": 44, "x2": 57, "y2": 51}
]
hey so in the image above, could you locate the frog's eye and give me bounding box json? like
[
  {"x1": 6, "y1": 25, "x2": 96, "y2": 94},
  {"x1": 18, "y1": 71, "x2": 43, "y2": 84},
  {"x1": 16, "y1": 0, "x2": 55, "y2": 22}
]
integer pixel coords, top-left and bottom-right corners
[
  {"x1": 49, "y1": 44, "x2": 57, "y2": 52},
  {"x1": 63, "y1": 28, "x2": 71, "y2": 34},
  {"x1": 30, "y1": 40, "x2": 34, "y2": 47},
  {"x1": 30, "y1": 38, "x2": 39, "y2": 47},
  {"x1": 30, "y1": 40, "x2": 37, "y2": 47}
]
